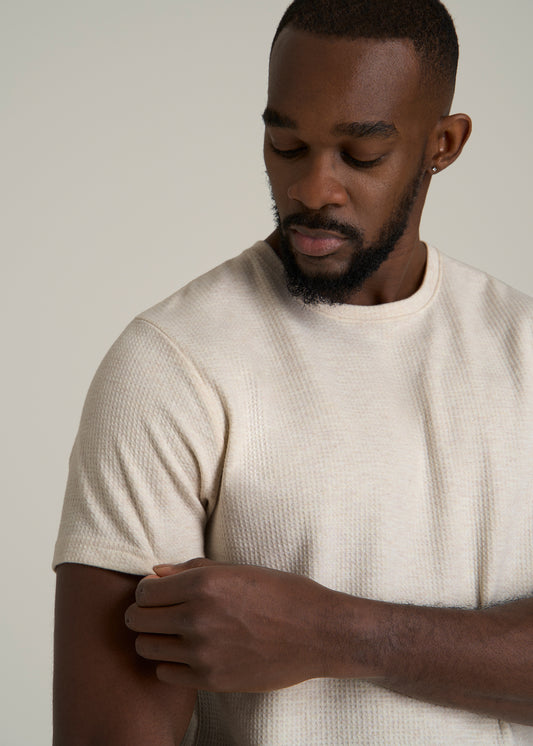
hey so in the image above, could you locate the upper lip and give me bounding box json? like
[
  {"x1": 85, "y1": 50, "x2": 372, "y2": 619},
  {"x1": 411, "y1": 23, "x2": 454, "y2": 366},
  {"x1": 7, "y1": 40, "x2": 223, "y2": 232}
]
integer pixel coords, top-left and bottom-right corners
[{"x1": 290, "y1": 225, "x2": 347, "y2": 240}]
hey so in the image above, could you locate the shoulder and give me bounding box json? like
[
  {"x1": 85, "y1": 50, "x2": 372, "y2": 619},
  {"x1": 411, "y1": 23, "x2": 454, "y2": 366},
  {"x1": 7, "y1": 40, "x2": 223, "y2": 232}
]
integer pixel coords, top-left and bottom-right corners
[
  {"x1": 139, "y1": 241, "x2": 283, "y2": 339},
  {"x1": 86, "y1": 241, "x2": 285, "y2": 401},
  {"x1": 117, "y1": 241, "x2": 288, "y2": 375},
  {"x1": 433, "y1": 250, "x2": 533, "y2": 388},
  {"x1": 437, "y1": 250, "x2": 533, "y2": 328}
]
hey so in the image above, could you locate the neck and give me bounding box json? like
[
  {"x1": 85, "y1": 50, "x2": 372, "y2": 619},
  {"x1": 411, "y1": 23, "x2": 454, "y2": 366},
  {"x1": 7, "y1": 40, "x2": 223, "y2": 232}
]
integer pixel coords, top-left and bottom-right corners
[{"x1": 348, "y1": 237, "x2": 428, "y2": 305}]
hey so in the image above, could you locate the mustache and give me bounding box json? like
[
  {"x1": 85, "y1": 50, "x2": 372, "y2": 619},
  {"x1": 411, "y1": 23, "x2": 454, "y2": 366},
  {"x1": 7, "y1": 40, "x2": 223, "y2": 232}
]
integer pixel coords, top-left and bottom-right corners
[{"x1": 280, "y1": 212, "x2": 363, "y2": 243}]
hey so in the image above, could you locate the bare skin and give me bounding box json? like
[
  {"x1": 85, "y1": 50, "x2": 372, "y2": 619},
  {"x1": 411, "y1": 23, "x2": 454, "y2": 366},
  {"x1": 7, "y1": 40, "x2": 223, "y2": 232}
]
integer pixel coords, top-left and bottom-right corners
[
  {"x1": 53, "y1": 563, "x2": 196, "y2": 745},
  {"x1": 264, "y1": 31, "x2": 471, "y2": 306},
  {"x1": 126, "y1": 558, "x2": 533, "y2": 725}
]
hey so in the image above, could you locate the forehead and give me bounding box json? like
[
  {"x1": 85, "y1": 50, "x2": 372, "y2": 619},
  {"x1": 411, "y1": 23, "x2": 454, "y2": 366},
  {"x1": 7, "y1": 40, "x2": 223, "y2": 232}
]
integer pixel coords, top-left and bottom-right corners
[{"x1": 268, "y1": 29, "x2": 426, "y2": 133}]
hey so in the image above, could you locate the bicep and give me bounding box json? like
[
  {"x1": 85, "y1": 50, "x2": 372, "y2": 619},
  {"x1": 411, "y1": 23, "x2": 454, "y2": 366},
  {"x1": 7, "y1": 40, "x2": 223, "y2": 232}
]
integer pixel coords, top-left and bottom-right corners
[{"x1": 53, "y1": 563, "x2": 196, "y2": 746}]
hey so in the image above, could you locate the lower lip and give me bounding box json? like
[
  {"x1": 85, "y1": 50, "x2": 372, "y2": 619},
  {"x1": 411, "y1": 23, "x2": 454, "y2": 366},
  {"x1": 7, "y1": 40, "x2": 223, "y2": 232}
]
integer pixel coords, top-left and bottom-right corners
[{"x1": 290, "y1": 229, "x2": 347, "y2": 257}]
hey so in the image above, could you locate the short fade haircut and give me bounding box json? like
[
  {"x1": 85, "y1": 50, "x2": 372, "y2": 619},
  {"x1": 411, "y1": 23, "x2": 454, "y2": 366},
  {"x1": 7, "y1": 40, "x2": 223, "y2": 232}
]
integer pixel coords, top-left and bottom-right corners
[{"x1": 271, "y1": 0, "x2": 459, "y2": 112}]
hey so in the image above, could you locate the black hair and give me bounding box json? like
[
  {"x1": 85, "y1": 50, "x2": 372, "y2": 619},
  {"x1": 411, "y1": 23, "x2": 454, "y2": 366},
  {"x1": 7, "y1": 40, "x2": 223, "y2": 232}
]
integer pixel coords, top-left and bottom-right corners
[{"x1": 272, "y1": 0, "x2": 459, "y2": 110}]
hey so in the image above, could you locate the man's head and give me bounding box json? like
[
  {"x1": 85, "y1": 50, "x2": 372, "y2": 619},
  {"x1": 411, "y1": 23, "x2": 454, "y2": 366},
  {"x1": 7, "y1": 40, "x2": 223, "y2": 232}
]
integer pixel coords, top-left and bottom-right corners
[
  {"x1": 272, "y1": 0, "x2": 459, "y2": 117},
  {"x1": 264, "y1": 0, "x2": 471, "y2": 305}
]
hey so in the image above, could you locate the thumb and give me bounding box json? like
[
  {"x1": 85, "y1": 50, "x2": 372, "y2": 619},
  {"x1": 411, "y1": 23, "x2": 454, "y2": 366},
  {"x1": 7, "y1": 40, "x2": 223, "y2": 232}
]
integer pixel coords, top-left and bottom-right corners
[{"x1": 152, "y1": 557, "x2": 213, "y2": 577}]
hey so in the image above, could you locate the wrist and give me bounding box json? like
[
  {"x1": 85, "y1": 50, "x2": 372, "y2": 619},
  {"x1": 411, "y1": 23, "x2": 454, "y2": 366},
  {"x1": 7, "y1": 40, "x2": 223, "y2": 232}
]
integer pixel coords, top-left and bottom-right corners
[{"x1": 315, "y1": 589, "x2": 387, "y2": 680}]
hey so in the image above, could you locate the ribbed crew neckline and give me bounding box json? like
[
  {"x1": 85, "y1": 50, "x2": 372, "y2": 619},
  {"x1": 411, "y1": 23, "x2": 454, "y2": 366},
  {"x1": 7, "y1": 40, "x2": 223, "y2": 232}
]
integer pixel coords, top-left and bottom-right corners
[{"x1": 253, "y1": 240, "x2": 441, "y2": 322}]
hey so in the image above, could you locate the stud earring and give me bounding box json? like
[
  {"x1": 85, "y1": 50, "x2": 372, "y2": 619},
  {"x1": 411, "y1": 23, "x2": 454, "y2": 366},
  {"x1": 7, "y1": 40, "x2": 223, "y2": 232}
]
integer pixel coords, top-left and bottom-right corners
[{"x1": 431, "y1": 166, "x2": 439, "y2": 174}]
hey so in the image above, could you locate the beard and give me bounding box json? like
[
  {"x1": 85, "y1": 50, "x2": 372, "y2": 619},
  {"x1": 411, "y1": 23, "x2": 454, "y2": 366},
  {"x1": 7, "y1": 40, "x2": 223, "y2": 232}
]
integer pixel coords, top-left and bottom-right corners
[{"x1": 271, "y1": 163, "x2": 426, "y2": 306}]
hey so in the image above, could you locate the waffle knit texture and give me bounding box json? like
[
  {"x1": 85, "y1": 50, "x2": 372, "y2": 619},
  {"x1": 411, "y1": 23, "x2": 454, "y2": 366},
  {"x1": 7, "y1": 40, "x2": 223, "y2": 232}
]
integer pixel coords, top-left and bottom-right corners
[{"x1": 54, "y1": 242, "x2": 533, "y2": 745}]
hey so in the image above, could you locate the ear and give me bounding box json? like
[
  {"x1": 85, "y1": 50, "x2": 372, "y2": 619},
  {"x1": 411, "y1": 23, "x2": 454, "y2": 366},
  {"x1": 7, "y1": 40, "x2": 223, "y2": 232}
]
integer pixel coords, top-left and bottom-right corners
[{"x1": 429, "y1": 113, "x2": 472, "y2": 175}]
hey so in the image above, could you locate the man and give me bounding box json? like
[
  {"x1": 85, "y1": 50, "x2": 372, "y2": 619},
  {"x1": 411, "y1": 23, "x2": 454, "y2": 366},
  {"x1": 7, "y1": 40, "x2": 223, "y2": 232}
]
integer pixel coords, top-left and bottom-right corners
[{"x1": 53, "y1": 0, "x2": 533, "y2": 743}]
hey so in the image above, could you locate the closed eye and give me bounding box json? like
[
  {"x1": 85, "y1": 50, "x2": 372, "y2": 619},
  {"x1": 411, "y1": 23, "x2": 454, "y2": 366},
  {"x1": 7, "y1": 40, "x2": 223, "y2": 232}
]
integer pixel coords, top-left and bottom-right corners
[
  {"x1": 269, "y1": 142, "x2": 383, "y2": 169},
  {"x1": 269, "y1": 143, "x2": 307, "y2": 159},
  {"x1": 342, "y1": 152, "x2": 383, "y2": 169}
]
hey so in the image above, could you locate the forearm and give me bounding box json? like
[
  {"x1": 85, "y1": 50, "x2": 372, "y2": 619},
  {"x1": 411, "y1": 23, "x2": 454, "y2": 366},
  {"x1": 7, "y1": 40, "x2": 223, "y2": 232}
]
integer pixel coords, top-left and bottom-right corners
[
  {"x1": 322, "y1": 593, "x2": 533, "y2": 724},
  {"x1": 126, "y1": 560, "x2": 533, "y2": 725}
]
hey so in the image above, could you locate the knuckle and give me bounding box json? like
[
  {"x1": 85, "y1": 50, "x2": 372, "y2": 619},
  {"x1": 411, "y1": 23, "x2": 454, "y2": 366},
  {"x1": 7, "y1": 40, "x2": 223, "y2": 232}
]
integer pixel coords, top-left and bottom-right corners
[
  {"x1": 186, "y1": 602, "x2": 211, "y2": 638},
  {"x1": 185, "y1": 557, "x2": 209, "y2": 570},
  {"x1": 196, "y1": 657, "x2": 215, "y2": 682},
  {"x1": 169, "y1": 605, "x2": 185, "y2": 628},
  {"x1": 172, "y1": 605, "x2": 196, "y2": 633},
  {"x1": 194, "y1": 569, "x2": 218, "y2": 598},
  {"x1": 194, "y1": 643, "x2": 212, "y2": 669}
]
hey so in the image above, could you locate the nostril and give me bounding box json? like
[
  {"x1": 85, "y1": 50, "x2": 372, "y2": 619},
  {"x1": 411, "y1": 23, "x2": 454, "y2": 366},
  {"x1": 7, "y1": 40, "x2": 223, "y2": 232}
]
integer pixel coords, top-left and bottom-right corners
[{"x1": 288, "y1": 177, "x2": 347, "y2": 212}]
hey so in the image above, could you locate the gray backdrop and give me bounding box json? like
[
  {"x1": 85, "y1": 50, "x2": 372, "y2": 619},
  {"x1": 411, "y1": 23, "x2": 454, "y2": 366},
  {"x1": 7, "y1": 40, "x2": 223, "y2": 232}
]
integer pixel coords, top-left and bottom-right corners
[{"x1": 2, "y1": 1, "x2": 532, "y2": 743}]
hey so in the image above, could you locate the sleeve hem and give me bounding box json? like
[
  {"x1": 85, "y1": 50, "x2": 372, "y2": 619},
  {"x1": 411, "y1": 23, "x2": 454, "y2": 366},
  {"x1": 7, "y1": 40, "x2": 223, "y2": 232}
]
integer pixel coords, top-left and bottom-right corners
[{"x1": 52, "y1": 538, "x2": 204, "y2": 576}]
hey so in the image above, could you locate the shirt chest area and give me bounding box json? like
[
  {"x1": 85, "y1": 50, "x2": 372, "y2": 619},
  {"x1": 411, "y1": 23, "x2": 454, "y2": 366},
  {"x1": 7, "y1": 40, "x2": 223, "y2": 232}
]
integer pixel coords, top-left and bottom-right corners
[{"x1": 203, "y1": 347, "x2": 532, "y2": 608}]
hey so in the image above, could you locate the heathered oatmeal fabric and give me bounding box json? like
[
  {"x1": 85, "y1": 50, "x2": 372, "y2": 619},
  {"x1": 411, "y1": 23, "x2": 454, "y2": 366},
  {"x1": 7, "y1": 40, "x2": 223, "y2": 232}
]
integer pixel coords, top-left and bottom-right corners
[{"x1": 54, "y1": 242, "x2": 533, "y2": 745}]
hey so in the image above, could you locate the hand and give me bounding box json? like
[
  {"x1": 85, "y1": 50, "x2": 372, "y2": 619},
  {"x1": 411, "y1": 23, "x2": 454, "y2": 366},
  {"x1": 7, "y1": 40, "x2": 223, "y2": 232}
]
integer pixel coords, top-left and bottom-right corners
[{"x1": 125, "y1": 558, "x2": 335, "y2": 692}]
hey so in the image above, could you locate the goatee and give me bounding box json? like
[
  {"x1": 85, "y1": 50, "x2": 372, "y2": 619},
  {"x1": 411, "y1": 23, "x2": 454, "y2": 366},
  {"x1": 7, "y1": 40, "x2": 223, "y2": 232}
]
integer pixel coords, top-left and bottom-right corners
[{"x1": 271, "y1": 165, "x2": 425, "y2": 306}]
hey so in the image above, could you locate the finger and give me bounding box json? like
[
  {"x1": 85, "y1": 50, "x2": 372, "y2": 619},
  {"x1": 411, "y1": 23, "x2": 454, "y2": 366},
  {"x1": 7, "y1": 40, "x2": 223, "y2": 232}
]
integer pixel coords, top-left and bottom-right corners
[
  {"x1": 153, "y1": 557, "x2": 212, "y2": 577},
  {"x1": 136, "y1": 574, "x2": 191, "y2": 607},
  {"x1": 156, "y1": 662, "x2": 201, "y2": 689},
  {"x1": 125, "y1": 603, "x2": 189, "y2": 635},
  {"x1": 135, "y1": 633, "x2": 191, "y2": 665},
  {"x1": 152, "y1": 565, "x2": 180, "y2": 577},
  {"x1": 136, "y1": 563, "x2": 210, "y2": 607}
]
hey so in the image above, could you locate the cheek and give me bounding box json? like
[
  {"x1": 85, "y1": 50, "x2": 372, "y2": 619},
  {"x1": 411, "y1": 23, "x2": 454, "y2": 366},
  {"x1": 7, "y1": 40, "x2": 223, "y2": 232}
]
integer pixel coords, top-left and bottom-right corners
[
  {"x1": 263, "y1": 140, "x2": 293, "y2": 202},
  {"x1": 350, "y1": 167, "x2": 409, "y2": 209},
  {"x1": 263, "y1": 140, "x2": 277, "y2": 177},
  {"x1": 263, "y1": 148, "x2": 279, "y2": 183},
  {"x1": 264, "y1": 163, "x2": 287, "y2": 209},
  {"x1": 343, "y1": 176, "x2": 395, "y2": 221}
]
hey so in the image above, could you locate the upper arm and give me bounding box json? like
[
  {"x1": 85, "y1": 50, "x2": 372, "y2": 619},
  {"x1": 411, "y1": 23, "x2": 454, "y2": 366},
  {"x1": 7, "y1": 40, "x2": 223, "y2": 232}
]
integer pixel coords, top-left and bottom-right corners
[
  {"x1": 53, "y1": 318, "x2": 223, "y2": 576},
  {"x1": 53, "y1": 563, "x2": 196, "y2": 746}
]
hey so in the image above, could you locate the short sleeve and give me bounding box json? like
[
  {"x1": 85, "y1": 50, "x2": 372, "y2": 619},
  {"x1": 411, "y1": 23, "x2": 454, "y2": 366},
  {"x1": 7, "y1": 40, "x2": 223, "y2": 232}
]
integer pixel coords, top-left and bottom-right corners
[{"x1": 53, "y1": 317, "x2": 226, "y2": 575}]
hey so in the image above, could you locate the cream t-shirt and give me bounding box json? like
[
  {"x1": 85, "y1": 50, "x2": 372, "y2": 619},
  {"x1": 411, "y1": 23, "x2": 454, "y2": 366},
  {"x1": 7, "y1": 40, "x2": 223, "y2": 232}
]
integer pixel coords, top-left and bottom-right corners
[{"x1": 54, "y1": 242, "x2": 533, "y2": 745}]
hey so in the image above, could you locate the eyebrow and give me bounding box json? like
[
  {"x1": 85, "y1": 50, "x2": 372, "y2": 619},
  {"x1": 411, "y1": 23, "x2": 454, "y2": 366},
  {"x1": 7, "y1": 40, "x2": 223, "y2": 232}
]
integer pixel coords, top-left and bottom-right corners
[
  {"x1": 262, "y1": 107, "x2": 297, "y2": 129},
  {"x1": 332, "y1": 121, "x2": 398, "y2": 139},
  {"x1": 262, "y1": 106, "x2": 398, "y2": 140}
]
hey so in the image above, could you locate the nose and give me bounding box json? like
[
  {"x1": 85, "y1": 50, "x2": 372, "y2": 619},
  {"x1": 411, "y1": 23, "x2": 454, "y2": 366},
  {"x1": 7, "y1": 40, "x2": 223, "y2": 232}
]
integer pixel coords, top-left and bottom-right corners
[{"x1": 287, "y1": 153, "x2": 348, "y2": 211}]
